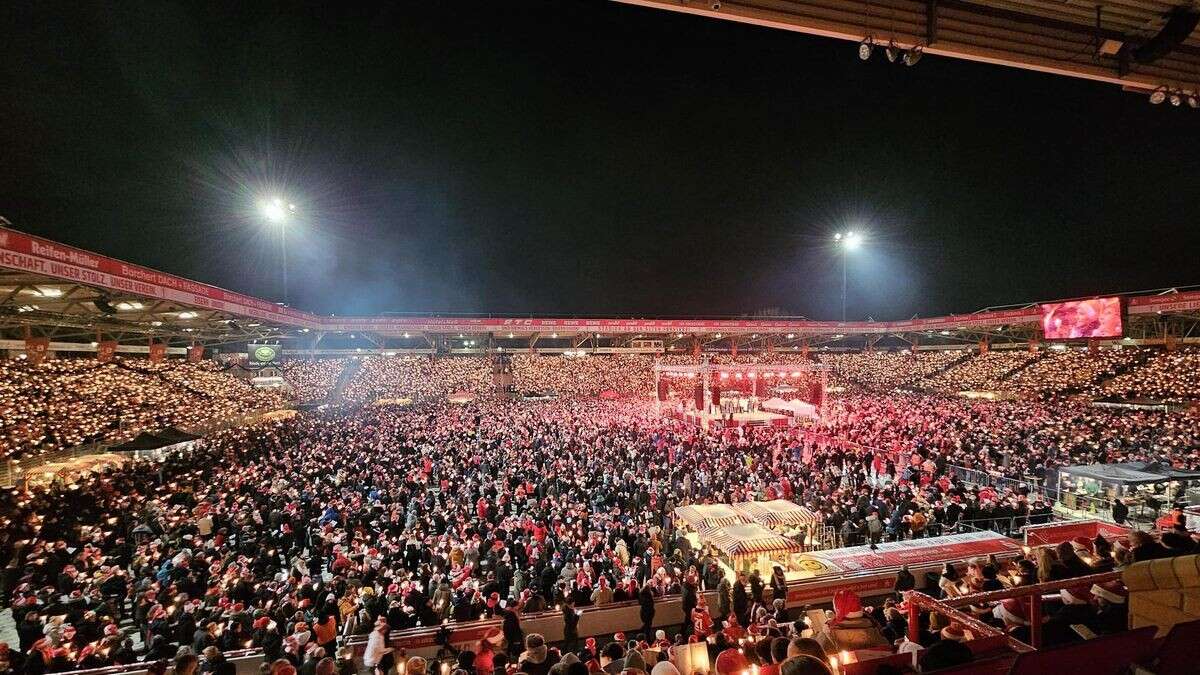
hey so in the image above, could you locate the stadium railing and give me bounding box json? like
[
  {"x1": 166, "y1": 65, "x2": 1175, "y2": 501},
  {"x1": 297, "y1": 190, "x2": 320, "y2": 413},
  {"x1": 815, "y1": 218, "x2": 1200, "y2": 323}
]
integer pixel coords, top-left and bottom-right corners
[{"x1": 907, "y1": 570, "x2": 1122, "y2": 649}]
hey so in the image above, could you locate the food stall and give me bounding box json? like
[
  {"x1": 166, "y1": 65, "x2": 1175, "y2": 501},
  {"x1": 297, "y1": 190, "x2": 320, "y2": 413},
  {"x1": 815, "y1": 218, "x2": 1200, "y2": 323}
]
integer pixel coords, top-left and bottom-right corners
[
  {"x1": 22, "y1": 452, "x2": 130, "y2": 490},
  {"x1": 1050, "y1": 462, "x2": 1200, "y2": 517},
  {"x1": 701, "y1": 522, "x2": 803, "y2": 577},
  {"x1": 674, "y1": 504, "x2": 748, "y2": 533},
  {"x1": 733, "y1": 499, "x2": 820, "y2": 552}
]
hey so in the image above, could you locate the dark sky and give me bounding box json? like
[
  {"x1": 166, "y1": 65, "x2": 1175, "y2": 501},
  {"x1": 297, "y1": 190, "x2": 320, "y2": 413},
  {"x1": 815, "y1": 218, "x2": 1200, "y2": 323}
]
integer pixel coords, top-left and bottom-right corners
[{"x1": 2, "y1": 1, "x2": 1198, "y2": 321}]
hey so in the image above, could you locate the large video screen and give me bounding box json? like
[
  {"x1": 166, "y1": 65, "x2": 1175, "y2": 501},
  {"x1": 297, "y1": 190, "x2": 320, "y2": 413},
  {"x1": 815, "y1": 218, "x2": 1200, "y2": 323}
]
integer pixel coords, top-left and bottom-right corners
[{"x1": 1040, "y1": 297, "x2": 1123, "y2": 339}]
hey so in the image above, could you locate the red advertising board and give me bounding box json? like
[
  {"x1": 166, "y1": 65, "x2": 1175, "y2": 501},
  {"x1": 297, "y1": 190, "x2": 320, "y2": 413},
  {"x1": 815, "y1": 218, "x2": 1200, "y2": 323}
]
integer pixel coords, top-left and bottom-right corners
[
  {"x1": 96, "y1": 341, "x2": 117, "y2": 363},
  {"x1": 25, "y1": 337, "x2": 50, "y2": 364},
  {"x1": 148, "y1": 342, "x2": 166, "y2": 363},
  {"x1": 1023, "y1": 520, "x2": 1130, "y2": 547},
  {"x1": 187, "y1": 345, "x2": 205, "y2": 363}
]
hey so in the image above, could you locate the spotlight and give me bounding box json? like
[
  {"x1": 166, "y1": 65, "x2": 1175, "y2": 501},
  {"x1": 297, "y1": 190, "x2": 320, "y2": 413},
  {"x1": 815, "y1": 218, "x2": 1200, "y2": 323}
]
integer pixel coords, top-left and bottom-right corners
[
  {"x1": 903, "y1": 45, "x2": 923, "y2": 66},
  {"x1": 1149, "y1": 86, "x2": 1167, "y2": 104},
  {"x1": 885, "y1": 41, "x2": 899, "y2": 63},
  {"x1": 1169, "y1": 90, "x2": 1182, "y2": 106},
  {"x1": 858, "y1": 36, "x2": 874, "y2": 61}
]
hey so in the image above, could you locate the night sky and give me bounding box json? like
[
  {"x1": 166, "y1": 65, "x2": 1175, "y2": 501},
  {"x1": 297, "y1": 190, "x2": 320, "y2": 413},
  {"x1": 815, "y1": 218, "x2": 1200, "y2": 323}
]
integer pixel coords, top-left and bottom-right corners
[{"x1": 2, "y1": 1, "x2": 1198, "y2": 321}]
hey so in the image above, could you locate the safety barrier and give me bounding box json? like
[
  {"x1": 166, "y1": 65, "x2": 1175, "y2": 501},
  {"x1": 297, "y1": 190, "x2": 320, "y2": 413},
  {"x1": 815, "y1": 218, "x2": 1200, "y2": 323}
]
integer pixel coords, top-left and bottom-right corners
[{"x1": 907, "y1": 570, "x2": 1122, "y2": 649}]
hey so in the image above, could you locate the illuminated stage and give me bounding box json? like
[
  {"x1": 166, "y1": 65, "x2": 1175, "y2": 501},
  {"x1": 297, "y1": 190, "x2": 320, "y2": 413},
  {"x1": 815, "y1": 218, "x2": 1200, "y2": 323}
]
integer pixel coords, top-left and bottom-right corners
[
  {"x1": 667, "y1": 406, "x2": 791, "y2": 430},
  {"x1": 653, "y1": 359, "x2": 828, "y2": 428}
]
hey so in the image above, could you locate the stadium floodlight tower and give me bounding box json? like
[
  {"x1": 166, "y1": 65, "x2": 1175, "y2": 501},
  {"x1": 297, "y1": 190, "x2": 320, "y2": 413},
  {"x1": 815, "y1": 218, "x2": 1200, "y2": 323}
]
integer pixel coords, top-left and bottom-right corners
[
  {"x1": 833, "y1": 231, "x2": 862, "y2": 322},
  {"x1": 259, "y1": 197, "x2": 297, "y2": 303}
]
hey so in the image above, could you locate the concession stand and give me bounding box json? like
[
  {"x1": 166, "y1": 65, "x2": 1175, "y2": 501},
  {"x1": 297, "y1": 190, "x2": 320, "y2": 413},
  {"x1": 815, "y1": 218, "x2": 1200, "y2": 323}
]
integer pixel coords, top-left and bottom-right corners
[
  {"x1": 702, "y1": 522, "x2": 803, "y2": 577},
  {"x1": 22, "y1": 452, "x2": 130, "y2": 490},
  {"x1": 674, "y1": 504, "x2": 748, "y2": 533},
  {"x1": 1050, "y1": 462, "x2": 1200, "y2": 516}
]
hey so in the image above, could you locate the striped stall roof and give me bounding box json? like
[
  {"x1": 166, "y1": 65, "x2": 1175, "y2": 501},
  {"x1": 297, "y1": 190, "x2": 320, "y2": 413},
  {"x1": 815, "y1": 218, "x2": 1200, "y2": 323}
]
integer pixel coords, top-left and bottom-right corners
[
  {"x1": 674, "y1": 504, "x2": 749, "y2": 532},
  {"x1": 732, "y1": 499, "x2": 819, "y2": 527},
  {"x1": 703, "y1": 522, "x2": 804, "y2": 557}
]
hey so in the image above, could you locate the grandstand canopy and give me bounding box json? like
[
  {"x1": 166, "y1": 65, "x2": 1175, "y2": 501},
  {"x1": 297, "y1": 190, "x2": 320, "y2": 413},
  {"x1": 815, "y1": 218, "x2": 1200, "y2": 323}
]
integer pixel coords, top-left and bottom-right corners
[
  {"x1": 616, "y1": 0, "x2": 1200, "y2": 98},
  {"x1": 2, "y1": 225, "x2": 1199, "y2": 351}
]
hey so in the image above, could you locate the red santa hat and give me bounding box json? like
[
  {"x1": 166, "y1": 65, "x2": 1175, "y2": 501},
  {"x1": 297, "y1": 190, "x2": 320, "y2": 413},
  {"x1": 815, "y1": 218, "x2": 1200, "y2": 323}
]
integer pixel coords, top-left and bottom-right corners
[
  {"x1": 253, "y1": 616, "x2": 271, "y2": 630},
  {"x1": 613, "y1": 632, "x2": 626, "y2": 644},
  {"x1": 1060, "y1": 585, "x2": 1093, "y2": 605},
  {"x1": 832, "y1": 589, "x2": 865, "y2": 623},
  {"x1": 487, "y1": 592, "x2": 500, "y2": 608},
  {"x1": 1091, "y1": 581, "x2": 1127, "y2": 605},
  {"x1": 940, "y1": 623, "x2": 968, "y2": 642},
  {"x1": 1070, "y1": 537, "x2": 1093, "y2": 555},
  {"x1": 993, "y1": 597, "x2": 1030, "y2": 626},
  {"x1": 714, "y1": 649, "x2": 750, "y2": 675}
]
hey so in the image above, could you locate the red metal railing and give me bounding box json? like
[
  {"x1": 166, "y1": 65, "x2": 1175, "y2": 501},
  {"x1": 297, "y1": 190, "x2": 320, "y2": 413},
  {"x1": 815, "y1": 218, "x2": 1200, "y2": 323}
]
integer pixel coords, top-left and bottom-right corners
[{"x1": 905, "y1": 570, "x2": 1122, "y2": 650}]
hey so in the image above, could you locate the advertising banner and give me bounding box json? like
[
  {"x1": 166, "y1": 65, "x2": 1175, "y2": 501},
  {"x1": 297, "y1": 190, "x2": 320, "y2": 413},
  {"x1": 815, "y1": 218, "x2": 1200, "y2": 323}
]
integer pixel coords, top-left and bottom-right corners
[{"x1": 97, "y1": 340, "x2": 117, "y2": 363}]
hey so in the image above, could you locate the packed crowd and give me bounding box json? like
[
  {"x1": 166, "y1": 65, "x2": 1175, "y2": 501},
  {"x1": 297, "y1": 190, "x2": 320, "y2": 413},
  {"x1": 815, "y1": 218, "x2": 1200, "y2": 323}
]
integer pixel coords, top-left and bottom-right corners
[
  {"x1": 0, "y1": 393, "x2": 1074, "y2": 673},
  {"x1": 0, "y1": 359, "x2": 287, "y2": 459},
  {"x1": 913, "y1": 351, "x2": 1038, "y2": 394},
  {"x1": 510, "y1": 355, "x2": 654, "y2": 398},
  {"x1": 817, "y1": 392, "x2": 1200, "y2": 481},
  {"x1": 816, "y1": 352, "x2": 963, "y2": 392},
  {"x1": 1, "y1": 344, "x2": 1198, "y2": 675},
  {"x1": 3, "y1": 389, "x2": 1195, "y2": 675},
  {"x1": 1000, "y1": 347, "x2": 1141, "y2": 396},
  {"x1": 1098, "y1": 347, "x2": 1200, "y2": 403},
  {"x1": 456, "y1": 524, "x2": 1194, "y2": 675},
  {"x1": 281, "y1": 360, "x2": 350, "y2": 403},
  {"x1": 343, "y1": 357, "x2": 492, "y2": 403}
]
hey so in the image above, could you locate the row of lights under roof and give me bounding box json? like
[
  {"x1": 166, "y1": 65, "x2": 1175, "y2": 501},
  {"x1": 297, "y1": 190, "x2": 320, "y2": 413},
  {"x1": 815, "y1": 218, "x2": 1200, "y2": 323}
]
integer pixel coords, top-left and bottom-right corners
[{"x1": 1148, "y1": 86, "x2": 1199, "y2": 108}]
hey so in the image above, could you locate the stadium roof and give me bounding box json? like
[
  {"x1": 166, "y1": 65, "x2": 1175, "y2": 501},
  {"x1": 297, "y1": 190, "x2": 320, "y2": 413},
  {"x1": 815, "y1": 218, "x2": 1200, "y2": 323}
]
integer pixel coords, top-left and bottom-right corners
[
  {"x1": 1, "y1": 225, "x2": 1198, "y2": 349},
  {"x1": 614, "y1": 0, "x2": 1200, "y2": 99}
]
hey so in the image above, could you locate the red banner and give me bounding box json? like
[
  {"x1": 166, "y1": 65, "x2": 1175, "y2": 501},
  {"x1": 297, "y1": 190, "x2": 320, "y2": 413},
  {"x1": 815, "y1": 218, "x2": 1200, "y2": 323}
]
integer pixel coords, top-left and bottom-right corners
[
  {"x1": 97, "y1": 341, "x2": 117, "y2": 363},
  {"x1": 25, "y1": 337, "x2": 50, "y2": 364},
  {"x1": 148, "y1": 342, "x2": 166, "y2": 363},
  {"x1": 187, "y1": 345, "x2": 205, "y2": 362},
  {"x1": 1023, "y1": 520, "x2": 1129, "y2": 547}
]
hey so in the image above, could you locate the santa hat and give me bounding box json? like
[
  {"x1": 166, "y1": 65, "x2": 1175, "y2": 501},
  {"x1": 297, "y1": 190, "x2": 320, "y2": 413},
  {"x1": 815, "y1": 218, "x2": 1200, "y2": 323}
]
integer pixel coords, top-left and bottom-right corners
[
  {"x1": 1070, "y1": 537, "x2": 1093, "y2": 555},
  {"x1": 714, "y1": 649, "x2": 750, "y2": 675},
  {"x1": 1091, "y1": 581, "x2": 1127, "y2": 605},
  {"x1": 613, "y1": 632, "x2": 626, "y2": 644},
  {"x1": 584, "y1": 637, "x2": 597, "y2": 652},
  {"x1": 832, "y1": 589, "x2": 864, "y2": 623},
  {"x1": 253, "y1": 617, "x2": 271, "y2": 630},
  {"x1": 993, "y1": 597, "x2": 1030, "y2": 626},
  {"x1": 940, "y1": 623, "x2": 968, "y2": 642},
  {"x1": 103, "y1": 624, "x2": 119, "y2": 637},
  {"x1": 1060, "y1": 585, "x2": 1093, "y2": 605},
  {"x1": 487, "y1": 592, "x2": 500, "y2": 608}
]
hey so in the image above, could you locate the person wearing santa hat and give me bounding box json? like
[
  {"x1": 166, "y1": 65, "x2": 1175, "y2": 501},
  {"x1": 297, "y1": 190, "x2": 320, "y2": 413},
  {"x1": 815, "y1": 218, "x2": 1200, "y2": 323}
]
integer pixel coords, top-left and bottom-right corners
[
  {"x1": 814, "y1": 590, "x2": 887, "y2": 654},
  {"x1": 713, "y1": 646, "x2": 749, "y2": 675},
  {"x1": 919, "y1": 622, "x2": 973, "y2": 671},
  {"x1": 1091, "y1": 580, "x2": 1128, "y2": 634}
]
